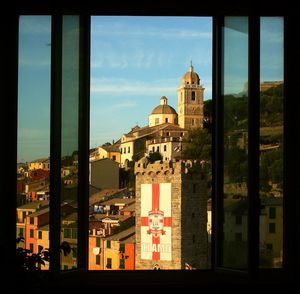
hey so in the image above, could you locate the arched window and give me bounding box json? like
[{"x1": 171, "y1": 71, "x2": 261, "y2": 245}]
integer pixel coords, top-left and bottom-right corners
[{"x1": 192, "y1": 91, "x2": 196, "y2": 101}]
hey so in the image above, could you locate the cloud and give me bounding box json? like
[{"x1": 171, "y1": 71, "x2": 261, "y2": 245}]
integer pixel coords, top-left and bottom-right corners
[
  {"x1": 19, "y1": 16, "x2": 51, "y2": 35},
  {"x1": 92, "y1": 22, "x2": 212, "y2": 40},
  {"x1": 19, "y1": 58, "x2": 51, "y2": 68},
  {"x1": 91, "y1": 49, "x2": 173, "y2": 70},
  {"x1": 90, "y1": 77, "x2": 176, "y2": 96},
  {"x1": 261, "y1": 31, "x2": 283, "y2": 44}
]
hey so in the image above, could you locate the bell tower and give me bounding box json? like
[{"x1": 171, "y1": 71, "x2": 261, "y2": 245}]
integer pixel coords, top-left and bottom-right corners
[{"x1": 178, "y1": 62, "x2": 204, "y2": 129}]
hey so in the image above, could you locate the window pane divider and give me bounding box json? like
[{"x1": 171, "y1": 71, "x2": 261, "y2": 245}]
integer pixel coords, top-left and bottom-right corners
[
  {"x1": 77, "y1": 15, "x2": 91, "y2": 270},
  {"x1": 212, "y1": 14, "x2": 224, "y2": 269},
  {"x1": 50, "y1": 14, "x2": 63, "y2": 274},
  {"x1": 247, "y1": 15, "x2": 260, "y2": 278}
]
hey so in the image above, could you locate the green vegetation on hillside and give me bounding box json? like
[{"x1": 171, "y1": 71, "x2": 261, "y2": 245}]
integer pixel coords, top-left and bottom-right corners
[{"x1": 201, "y1": 84, "x2": 283, "y2": 189}]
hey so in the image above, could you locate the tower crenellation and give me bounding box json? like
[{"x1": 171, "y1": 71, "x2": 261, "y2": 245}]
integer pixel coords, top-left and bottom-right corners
[{"x1": 134, "y1": 158, "x2": 208, "y2": 176}]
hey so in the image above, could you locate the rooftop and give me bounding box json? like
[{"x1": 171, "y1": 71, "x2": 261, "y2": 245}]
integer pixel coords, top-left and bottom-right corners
[
  {"x1": 17, "y1": 200, "x2": 49, "y2": 210},
  {"x1": 104, "y1": 226, "x2": 135, "y2": 241}
]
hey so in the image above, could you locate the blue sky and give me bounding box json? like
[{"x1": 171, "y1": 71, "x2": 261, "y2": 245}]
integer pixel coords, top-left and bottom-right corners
[
  {"x1": 18, "y1": 16, "x2": 51, "y2": 163},
  {"x1": 17, "y1": 16, "x2": 283, "y2": 162},
  {"x1": 90, "y1": 16, "x2": 212, "y2": 148}
]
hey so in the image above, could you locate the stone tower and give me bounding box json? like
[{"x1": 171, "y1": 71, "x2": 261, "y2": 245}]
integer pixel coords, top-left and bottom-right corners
[
  {"x1": 135, "y1": 158, "x2": 208, "y2": 269},
  {"x1": 178, "y1": 63, "x2": 205, "y2": 129}
]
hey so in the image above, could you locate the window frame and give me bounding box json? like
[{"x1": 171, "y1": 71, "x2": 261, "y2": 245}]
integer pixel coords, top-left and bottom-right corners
[{"x1": 2, "y1": 2, "x2": 299, "y2": 289}]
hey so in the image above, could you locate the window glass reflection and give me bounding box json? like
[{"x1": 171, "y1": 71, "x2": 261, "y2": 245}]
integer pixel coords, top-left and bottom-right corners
[{"x1": 223, "y1": 17, "x2": 248, "y2": 269}]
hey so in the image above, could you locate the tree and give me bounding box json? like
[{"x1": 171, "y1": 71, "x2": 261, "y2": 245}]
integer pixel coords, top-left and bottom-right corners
[
  {"x1": 181, "y1": 128, "x2": 211, "y2": 161},
  {"x1": 224, "y1": 147, "x2": 247, "y2": 183},
  {"x1": 147, "y1": 151, "x2": 162, "y2": 163},
  {"x1": 260, "y1": 148, "x2": 283, "y2": 187}
]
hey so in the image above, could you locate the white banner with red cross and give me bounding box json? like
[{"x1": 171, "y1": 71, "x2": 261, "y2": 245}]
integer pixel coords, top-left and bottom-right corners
[{"x1": 140, "y1": 183, "x2": 172, "y2": 261}]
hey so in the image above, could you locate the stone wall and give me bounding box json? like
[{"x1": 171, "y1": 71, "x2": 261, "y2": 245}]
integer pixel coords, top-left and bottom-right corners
[{"x1": 135, "y1": 159, "x2": 208, "y2": 269}]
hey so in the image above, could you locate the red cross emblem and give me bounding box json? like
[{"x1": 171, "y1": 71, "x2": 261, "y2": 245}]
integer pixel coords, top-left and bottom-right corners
[{"x1": 141, "y1": 183, "x2": 172, "y2": 261}]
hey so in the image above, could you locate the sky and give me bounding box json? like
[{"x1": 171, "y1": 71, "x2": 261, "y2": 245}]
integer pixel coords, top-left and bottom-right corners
[
  {"x1": 17, "y1": 16, "x2": 283, "y2": 163},
  {"x1": 90, "y1": 16, "x2": 212, "y2": 148}
]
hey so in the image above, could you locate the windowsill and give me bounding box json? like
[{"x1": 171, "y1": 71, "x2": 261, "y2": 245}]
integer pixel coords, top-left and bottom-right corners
[{"x1": 33, "y1": 268, "x2": 291, "y2": 291}]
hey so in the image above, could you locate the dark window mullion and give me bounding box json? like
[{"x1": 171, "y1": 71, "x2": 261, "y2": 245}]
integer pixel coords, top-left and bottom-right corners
[
  {"x1": 283, "y1": 15, "x2": 300, "y2": 276},
  {"x1": 1, "y1": 13, "x2": 18, "y2": 273},
  {"x1": 50, "y1": 14, "x2": 63, "y2": 274},
  {"x1": 77, "y1": 15, "x2": 90, "y2": 270},
  {"x1": 213, "y1": 14, "x2": 224, "y2": 268},
  {"x1": 247, "y1": 15, "x2": 260, "y2": 279}
]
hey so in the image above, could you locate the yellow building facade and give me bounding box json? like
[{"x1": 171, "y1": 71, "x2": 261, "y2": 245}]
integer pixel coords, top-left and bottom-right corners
[{"x1": 28, "y1": 158, "x2": 50, "y2": 171}]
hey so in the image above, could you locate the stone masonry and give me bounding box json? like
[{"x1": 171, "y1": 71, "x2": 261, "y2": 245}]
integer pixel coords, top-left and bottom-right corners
[{"x1": 135, "y1": 158, "x2": 208, "y2": 269}]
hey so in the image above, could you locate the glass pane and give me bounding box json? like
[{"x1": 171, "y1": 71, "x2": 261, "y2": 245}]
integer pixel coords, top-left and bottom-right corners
[
  {"x1": 89, "y1": 16, "x2": 212, "y2": 270},
  {"x1": 60, "y1": 15, "x2": 80, "y2": 270},
  {"x1": 16, "y1": 16, "x2": 51, "y2": 270},
  {"x1": 222, "y1": 17, "x2": 248, "y2": 269},
  {"x1": 259, "y1": 17, "x2": 284, "y2": 268}
]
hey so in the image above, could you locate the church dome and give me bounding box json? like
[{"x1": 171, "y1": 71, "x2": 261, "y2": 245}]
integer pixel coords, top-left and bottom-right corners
[
  {"x1": 181, "y1": 64, "x2": 200, "y2": 85},
  {"x1": 149, "y1": 96, "x2": 178, "y2": 127},
  {"x1": 150, "y1": 96, "x2": 177, "y2": 115}
]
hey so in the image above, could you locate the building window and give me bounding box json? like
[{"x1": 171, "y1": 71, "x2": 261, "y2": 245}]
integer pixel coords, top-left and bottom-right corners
[
  {"x1": 22, "y1": 211, "x2": 26, "y2": 222},
  {"x1": 38, "y1": 245, "x2": 43, "y2": 253},
  {"x1": 269, "y1": 223, "x2": 276, "y2": 234},
  {"x1": 156, "y1": 146, "x2": 159, "y2": 152},
  {"x1": 29, "y1": 243, "x2": 34, "y2": 252},
  {"x1": 191, "y1": 119, "x2": 194, "y2": 126},
  {"x1": 164, "y1": 145, "x2": 167, "y2": 151},
  {"x1": 120, "y1": 258, "x2": 125, "y2": 269},
  {"x1": 96, "y1": 255, "x2": 100, "y2": 265},
  {"x1": 269, "y1": 207, "x2": 276, "y2": 219},
  {"x1": 165, "y1": 118, "x2": 169, "y2": 123},
  {"x1": 155, "y1": 118, "x2": 159, "y2": 125},
  {"x1": 192, "y1": 91, "x2": 196, "y2": 101},
  {"x1": 166, "y1": 132, "x2": 170, "y2": 136},
  {"x1": 119, "y1": 243, "x2": 125, "y2": 253},
  {"x1": 64, "y1": 228, "x2": 71, "y2": 238},
  {"x1": 96, "y1": 237, "x2": 100, "y2": 247},
  {"x1": 73, "y1": 247, "x2": 77, "y2": 258},
  {"x1": 112, "y1": 155, "x2": 116, "y2": 161},
  {"x1": 30, "y1": 229, "x2": 34, "y2": 238},
  {"x1": 128, "y1": 146, "x2": 130, "y2": 153},
  {"x1": 106, "y1": 258, "x2": 112, "y2": 269},
  {"x1": 193, "y1": 183, "x2": 197, "y2": 193},
  {"x1": 266, "y1": 243, "x2": 273, "y2": 251},
  {"x1": 19, "y1": 228, "x2": 24, "y2": 237},
  {"x1": 30, "y1": 217, "x2": 34, "y2": 225},
  {"x1": 38, "y1": 231, "x2": 42, "y2": 239},
  {"x1": 107, "y1": 240, "x2": 111, "y2": 248}
]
